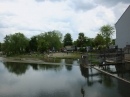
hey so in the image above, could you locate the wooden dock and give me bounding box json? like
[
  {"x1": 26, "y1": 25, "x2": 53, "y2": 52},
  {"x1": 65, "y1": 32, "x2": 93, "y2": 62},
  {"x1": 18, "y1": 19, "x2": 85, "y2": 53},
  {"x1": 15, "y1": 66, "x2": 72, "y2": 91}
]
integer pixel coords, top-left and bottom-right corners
[
  {"x1": 80, "y1": 64, "x2": 130, "y2": 84},
  {"x1": 93, "y1": 66, "x2": 130, "y2": 84},
  {"x1": 82, "y1": 48, "x2": 125, "y2": 65}
]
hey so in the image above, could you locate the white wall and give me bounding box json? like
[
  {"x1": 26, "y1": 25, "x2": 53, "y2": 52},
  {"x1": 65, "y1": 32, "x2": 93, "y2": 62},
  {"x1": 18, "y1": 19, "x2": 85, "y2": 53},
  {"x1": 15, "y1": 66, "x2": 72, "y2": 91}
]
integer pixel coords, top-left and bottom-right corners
[{"x1": 115, "y1": 6, "x2": 130, "y2": 48}]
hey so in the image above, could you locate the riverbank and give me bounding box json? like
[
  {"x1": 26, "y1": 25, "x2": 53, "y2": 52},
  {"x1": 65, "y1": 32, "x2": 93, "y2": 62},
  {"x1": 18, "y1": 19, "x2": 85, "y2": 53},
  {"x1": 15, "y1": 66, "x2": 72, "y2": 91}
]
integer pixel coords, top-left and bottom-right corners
[
  {"x1": 8, "y1": 52, "x2": 83, "y2": 59},
  {"x1": 0, "y1": 52, "x2": 83, "y2": 65}
]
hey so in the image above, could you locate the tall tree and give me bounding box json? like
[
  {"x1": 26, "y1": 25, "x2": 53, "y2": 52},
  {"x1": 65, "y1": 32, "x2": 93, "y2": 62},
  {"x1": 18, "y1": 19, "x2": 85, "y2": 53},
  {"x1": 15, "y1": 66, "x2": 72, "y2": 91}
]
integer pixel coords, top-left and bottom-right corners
[
  {"x1": 29, "y1": 36, "x2": 38, "y2": 52},
  {"x1": 63, "y1": 33, "x2": 73, "y2": 46},
  {"x1": 94, "y1": 34, "x2": 105, "y2": 47},
  {"x1": 77, "y1": 32, "x2": 88, "y2": 47},
  {"x1": 100, "y1": 24, "x2": 114, "y2": 47},
  {"x1": 0, "y1": 42, "x2": 1, "y2": 51},
  {"x1": 37, "y1": 39, "x2": 49, "y2": 52},
  {"x1": 3, "y1": 32, "x2": 29, "y2": 55},
  {"x1": 37, "y1": 30, "x2": 62, "y2": 51}
]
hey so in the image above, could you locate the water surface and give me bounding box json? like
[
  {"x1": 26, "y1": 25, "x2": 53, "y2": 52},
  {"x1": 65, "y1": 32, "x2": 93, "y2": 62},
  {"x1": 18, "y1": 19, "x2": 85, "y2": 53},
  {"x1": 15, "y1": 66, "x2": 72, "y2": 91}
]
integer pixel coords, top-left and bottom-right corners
[{"x1": 0, "y1": 61, "x2": 130, "y2": 97}]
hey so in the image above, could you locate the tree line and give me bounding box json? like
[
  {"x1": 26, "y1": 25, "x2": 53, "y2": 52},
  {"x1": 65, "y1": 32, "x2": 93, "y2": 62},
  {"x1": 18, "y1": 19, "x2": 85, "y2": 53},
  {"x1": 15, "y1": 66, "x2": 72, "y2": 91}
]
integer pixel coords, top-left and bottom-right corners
[{"x1": 0, "y1": 24, "x2": 115, "y2": 55}]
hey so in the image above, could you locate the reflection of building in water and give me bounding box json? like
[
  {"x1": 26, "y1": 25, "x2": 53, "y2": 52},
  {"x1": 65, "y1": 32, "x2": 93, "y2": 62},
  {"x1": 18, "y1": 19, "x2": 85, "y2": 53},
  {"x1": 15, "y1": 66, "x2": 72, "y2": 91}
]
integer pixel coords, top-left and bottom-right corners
[
  {"x1": 117, "y1": 79, "x2": 130, "y2": 97},
  {"x1": 124, "y1": 62, "x2": 130, "y2": 70},
  {"x1": 114, "y1": 63, "x2": 130, "y2": 97},
  {"x1": 115, "y1": 63, "x2": 130, "y2": 80}
]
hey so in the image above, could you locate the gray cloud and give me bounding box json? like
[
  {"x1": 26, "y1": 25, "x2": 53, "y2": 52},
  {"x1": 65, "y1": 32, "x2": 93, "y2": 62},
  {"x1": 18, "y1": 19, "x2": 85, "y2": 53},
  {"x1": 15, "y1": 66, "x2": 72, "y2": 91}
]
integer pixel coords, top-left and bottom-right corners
[
  {"x1": 0, "y1": 17, "x2": 11, "y2": 28},
  {"x1": 35, "y1": 0, "x2": 45, "y2": 2},
  {"x1": 35, "y1": 0, "x2": 97, "y2": 11},
  {"x1": 69, "y1": 0, "x2": 97, "y2": 11},
  {"x1": 0, "y1": 12, "x2": 15, "y2": 17},
  {"x1": 35, "y1": 0, "x2": 65, "y2": 2},
  {"x1": 0, "y1": 32, "x2": 4, "y2": 43},
  {"x1": 94, "y1": 0, "x2": 130, "y2": 7},
  {"x1": 0, "y1": 23, "x2": 7, "y2": 28},
  {"x1": 0, "y1": 0, "x2": 16, "y2": 2}
]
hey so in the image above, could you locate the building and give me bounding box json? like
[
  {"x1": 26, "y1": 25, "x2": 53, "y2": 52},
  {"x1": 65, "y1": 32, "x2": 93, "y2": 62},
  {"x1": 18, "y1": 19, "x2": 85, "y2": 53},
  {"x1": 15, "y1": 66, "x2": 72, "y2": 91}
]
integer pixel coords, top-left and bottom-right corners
[
  {"x1": 65, "y1": 46, "x2": 75, "y2": 51},
  {"x1": 115, "y1": 5, "x2": 130, "y2": 48}
]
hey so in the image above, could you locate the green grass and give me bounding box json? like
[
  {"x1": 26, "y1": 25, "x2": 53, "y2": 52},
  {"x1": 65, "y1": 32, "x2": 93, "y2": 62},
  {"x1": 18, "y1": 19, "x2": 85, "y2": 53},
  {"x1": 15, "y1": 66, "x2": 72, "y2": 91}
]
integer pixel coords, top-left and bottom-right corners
[{"x1": 9, "y1": 54, "x2": 45, "y2": 59}]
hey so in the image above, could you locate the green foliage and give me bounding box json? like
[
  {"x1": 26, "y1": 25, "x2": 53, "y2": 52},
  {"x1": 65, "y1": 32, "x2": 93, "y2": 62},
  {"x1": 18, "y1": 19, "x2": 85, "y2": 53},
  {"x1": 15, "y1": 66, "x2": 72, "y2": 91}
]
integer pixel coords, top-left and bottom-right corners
[
  {"x1": 79, "y1": 47, "x2": 86, "y2": 52},
  {"x1": 37, "y1": 39, "x2": 49, "y2": 52},
  {"x1": 2, "y1": 30, "x2": 62, "y2": 55},
  {"x1": 3, "y1": 32, "x2": 29, "y2": 55},
  {"x1": 77, "y1": 32, "x2": 86, "y2": 47},
  {"x1": 111, "y1": 39, "x2": 115, "y2": 45},
  {"x1": 94, "y1": 34, "x2": 105, "y2": 47},
  {"x1": 0, "y1": 42, "x2": 1, "y2": 51},
  {"x1": 63, "y1": 33, "x2": 73, "y2": 46},
  {"x1": 4, "y1": 62, "x2": 28, "y2": 75},
  {"x1": 100, "y1": 24, "x2": 114, "y2": 46},
  {"x1": 29, "y1": 36, "x2": 38, "y2": 51},
  {"x1": 37, "y1": 30, "x2": 63, "y2": 51}
]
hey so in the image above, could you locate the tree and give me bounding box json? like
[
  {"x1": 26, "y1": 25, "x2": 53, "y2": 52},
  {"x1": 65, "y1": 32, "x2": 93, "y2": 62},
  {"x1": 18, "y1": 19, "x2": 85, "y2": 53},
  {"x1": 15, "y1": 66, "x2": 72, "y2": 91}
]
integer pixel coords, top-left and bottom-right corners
[
  {"x1": 76, "y1": 32, "x2": 92, "y2": 47},
  {"x1": 37, "y1": 30, "x2": 63, "y2": 51},
  {"x1": 3, "y1": 32, "x2": 29, "y2": 55},
  {"x1": 77, "y1": 32, "x2": 86, "y2": 47},
  {"x1": 0, "y1": 42, "x2": 1, "y2": 51},
  {"x1": 94, "y1": 34, "x2": 105, "y2": 47},
  {"x1": 111, "y1": 39, "x2": 115, "y2": 45},
  {"x1": 29, "y1": 36, "x2": 38, "y2": 52},
  {"x1": 37, "y1": 39, "x2": 49, "y2": 52},
  {"x1": 63, "y1": 33, "x2": 73, "y2": 46},
  {"x1": 100, "y1": 24, "x2": 114, "y2": 47}
]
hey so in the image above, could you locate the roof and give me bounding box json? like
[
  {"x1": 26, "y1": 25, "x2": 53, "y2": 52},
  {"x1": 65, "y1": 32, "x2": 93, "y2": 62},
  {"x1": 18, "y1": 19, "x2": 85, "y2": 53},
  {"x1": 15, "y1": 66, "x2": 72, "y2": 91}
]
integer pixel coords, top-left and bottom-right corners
[{"x1": 115, "y1": 5, "x2": 130, "y2": 25}]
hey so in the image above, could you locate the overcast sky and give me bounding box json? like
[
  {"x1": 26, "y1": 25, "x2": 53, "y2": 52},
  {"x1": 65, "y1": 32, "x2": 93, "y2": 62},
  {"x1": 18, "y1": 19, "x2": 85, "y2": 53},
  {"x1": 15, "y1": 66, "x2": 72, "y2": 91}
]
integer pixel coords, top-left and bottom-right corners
[{"x1": 0, "y1": 0, "x2": 130, "y2": 42}]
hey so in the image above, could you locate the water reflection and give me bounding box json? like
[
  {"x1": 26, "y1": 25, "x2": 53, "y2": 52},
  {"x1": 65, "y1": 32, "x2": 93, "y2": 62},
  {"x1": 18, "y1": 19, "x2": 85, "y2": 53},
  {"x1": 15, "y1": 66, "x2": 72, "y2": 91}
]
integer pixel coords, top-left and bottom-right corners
[
  {"x1": 38, "y1": 64, "x2": 63, "y2": 71},
  {"x1": 4, "y1": 62, "x2": 29, "y2": 75},
  {"x1": 0, "y1": 62, "x2": 130, "y2": 97},
  {"x1": 101, "y1": 63, "x2": 130, "y2": 81},
  {"x1": 44, "y1": 58, "x2": 79, "y2": 65},
  {"x1": 65, "y1": 59, "x2": 73, "y2": 64},
  {"x1": 43, "y1": 58, "x2": 61, "y2": 63},
  {"x1": 65, "y1": 65, "x2": 72, "y2": 71},
  {"x1": 3, "y1": 62, "x2": 64, "y2": 75},
  {"x1": 30, "y1": 64, "x2": 38, "y2": 70},
  {"x1": 115, "y1": 63, "x2": 130, "y2": 80},
  {"x1": 80, "y1": 64, "x2": 115, "y2": 88}
]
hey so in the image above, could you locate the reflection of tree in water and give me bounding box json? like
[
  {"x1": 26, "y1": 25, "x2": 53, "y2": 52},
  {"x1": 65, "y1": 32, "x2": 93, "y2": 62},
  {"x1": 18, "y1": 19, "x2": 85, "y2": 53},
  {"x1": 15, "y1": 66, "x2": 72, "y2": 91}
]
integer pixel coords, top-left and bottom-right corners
[
  {"x1": 4, "y1": 62, "x2": 29, "y2": 75},
  {"x1": 65, "y1": 59, "x2": 73, "y2": 64},
  {"x1": 65, "y1": 65, "x2": 72, "y2": 71},
  {"x1": 38, "y1": 64, "x2": 63, "y2": 72},
  {"x1": 3, "y1": 62, "x2": 64, "y2": 74},
  {"x1": 30, "y1": 64, "x2": 38, "y2": 70}
]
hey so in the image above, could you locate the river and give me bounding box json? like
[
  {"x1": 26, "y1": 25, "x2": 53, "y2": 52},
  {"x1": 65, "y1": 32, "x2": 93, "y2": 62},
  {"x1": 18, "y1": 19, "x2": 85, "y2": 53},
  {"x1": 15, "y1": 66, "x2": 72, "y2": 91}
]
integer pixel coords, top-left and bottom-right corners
[{"x1": 0, "y1": 59, "x2": 130, "y2": 97}]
